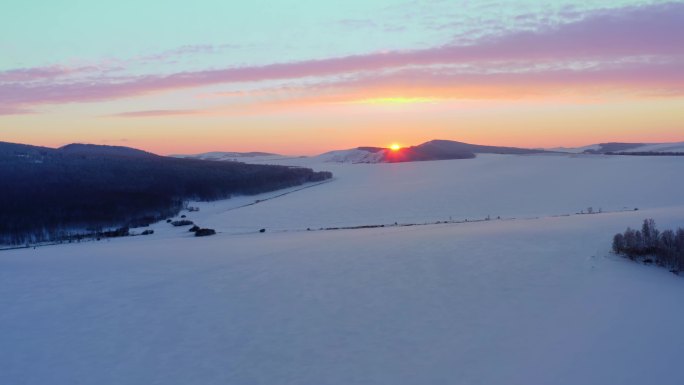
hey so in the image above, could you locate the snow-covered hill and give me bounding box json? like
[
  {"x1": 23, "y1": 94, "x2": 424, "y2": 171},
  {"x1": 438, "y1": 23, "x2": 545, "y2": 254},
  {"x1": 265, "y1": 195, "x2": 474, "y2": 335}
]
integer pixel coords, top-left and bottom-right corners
[
  {"x1": 317, "y1": 148, "x2": 385, "y2": 163},
  {"x1": 2, "y1": 153, "x2": 684, "y2": 385}
]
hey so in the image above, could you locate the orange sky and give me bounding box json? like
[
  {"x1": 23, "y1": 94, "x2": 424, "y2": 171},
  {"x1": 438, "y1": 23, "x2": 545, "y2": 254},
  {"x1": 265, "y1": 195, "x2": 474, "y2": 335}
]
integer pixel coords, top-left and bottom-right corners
[
  {"x1": 2, "y1": 96, "x2": 682, "y2": 155},
  {"x1": 2, "y1": 2, "x2": 683, "y2": 155}
]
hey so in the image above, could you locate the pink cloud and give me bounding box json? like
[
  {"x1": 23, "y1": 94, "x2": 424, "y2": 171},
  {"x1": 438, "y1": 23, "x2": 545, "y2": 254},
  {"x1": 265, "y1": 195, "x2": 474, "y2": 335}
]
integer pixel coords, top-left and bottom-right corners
[
  {"x1": 109, "y1": 60, "x2": 684, "y2": 118},
  {"x1": 2, "y1": 2, "x2": 683, "y2": 114},
  {"x1": 110, "y1": 109, "x2": 200, "y2": 118},
  {"x1": 334, "y1": 60, "x2": 684, "y2": 97},
  {"x1": 0, "y1": 65, "x2": 97, "y2": 82}
]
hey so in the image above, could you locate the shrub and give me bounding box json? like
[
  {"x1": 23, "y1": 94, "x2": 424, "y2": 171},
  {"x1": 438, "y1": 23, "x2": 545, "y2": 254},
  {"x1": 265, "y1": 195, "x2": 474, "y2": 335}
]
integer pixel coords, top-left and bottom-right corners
[
  {"x1": 189, "y1": 225, "x2": 200, "y2": 232},
  {"x1": 171, "y1": 220, "x2": 193, "y2": 227},
  {"x1": 141, "y1": 229, "x2": 154, "y2": 235},
  {"x1": 102, "y1": 227, "x2": 129, "y2": 238},
  {"x1": 195, "y1": 228, "x2": 216, "y2": 237}
]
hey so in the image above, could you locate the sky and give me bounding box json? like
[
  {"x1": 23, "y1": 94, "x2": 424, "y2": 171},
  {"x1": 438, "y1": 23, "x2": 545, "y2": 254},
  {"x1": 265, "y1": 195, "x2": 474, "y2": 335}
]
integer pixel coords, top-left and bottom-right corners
[{"x1": 1, "y1": 0, "x2": 683, "y2": 155}]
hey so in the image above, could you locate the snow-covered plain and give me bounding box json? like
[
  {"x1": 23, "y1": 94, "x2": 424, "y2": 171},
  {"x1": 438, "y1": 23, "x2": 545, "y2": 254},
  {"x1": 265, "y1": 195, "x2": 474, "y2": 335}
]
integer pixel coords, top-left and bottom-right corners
[{"x1": 2, "y1": 153, "x2": 684, "y2": 385}]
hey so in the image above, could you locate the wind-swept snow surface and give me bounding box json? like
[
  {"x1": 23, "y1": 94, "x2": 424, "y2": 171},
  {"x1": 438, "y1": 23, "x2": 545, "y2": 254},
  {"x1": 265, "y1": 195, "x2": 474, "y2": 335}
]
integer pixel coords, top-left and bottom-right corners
[{"x1": 2, "y1": 153, "x2": 684, "y2": 385}]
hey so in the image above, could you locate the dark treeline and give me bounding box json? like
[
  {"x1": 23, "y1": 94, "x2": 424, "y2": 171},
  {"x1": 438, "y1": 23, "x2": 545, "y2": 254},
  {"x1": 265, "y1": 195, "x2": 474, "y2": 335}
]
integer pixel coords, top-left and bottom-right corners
[
  {"x1": 0, "y1": 142, "x2": 332, "y2": 245},
  {"x1": 612, "y1": 219, "x2": 684, "y2": 273},
  {"x1": 606, "y1": 151, "x2": 684, "y2": 156}
]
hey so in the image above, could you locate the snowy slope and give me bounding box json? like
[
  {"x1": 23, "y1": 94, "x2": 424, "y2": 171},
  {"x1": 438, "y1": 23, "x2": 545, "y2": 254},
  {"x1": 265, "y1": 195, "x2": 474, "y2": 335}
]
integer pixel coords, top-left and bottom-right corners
[
  {"x1": 172, "y1": 151, "x2": 291, "y2": 162},
  {"x1": 2, "y1": 207, "x2": 684, "y2": 385},
  {"x1": 316, "y1": 148, "x2": 385, "y2": 163}
]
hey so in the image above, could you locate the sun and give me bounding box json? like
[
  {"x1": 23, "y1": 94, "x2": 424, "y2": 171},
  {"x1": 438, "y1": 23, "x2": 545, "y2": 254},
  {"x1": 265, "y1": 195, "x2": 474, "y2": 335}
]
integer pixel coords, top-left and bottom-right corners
[{"x1": 389, "y1": 143, "x2": 401, "y2": 151}]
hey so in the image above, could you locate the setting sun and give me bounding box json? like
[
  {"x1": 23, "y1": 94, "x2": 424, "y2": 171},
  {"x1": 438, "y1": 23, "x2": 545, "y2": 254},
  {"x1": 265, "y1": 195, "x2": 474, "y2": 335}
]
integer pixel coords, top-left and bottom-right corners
[{"x1": 389, "y1": 143, "x2": 401, "y2": 151}]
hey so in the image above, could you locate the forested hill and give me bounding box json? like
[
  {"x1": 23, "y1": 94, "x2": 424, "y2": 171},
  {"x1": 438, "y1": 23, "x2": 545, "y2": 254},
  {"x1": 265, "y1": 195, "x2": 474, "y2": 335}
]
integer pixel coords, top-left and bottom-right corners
[
  {"x1": 0, "y1": 141, "x2": 332, "y2": 245},
  {"x1": 59, "y1": 143, "x2": 158, "y2": 158}
]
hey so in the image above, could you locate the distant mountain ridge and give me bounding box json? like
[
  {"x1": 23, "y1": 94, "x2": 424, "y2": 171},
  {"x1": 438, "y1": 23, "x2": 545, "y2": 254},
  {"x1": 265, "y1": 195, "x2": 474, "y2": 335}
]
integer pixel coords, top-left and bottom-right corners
[
  {"x1": 167, "y1": 139, "x2": 684, "y2": 165},
  {"x1": 59, "y1": 143, "x2": 158, "y2": 158},
  {"x1": 319, "y1": 139, "x2": 552, "y2": 163},
  {"x1": 0, "y1": 142, "x2": 160, "y2": 159}
]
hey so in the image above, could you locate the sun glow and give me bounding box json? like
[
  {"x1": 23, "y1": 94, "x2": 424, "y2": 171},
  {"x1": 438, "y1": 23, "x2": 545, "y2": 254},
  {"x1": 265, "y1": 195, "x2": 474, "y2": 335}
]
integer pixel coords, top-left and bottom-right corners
[
  {"x1": 352, "y1": 97, "x2": 440, "y2": 105},
  {"x1": 389, "y1": 143, "x2": 401, "y2": 151}
]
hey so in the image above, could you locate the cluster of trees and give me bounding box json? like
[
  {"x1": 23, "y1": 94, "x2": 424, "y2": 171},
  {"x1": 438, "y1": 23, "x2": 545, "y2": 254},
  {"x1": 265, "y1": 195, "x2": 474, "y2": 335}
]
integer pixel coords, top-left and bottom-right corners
[
  {"x1": 612, "y1": 219, "x2": 684, "y2": 272},
  {"x1": 20, "y1": 225, "x2": 135, "y2": 246},
  {"x1": 0, "y1": 141, "x2": 332, "y2": 245}
]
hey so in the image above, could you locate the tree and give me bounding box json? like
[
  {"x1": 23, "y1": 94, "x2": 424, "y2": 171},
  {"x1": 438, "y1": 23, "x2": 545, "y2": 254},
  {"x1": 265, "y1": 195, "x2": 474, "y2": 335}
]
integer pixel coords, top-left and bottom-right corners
[
  {"x1": 612, "y1": 233, "x2": 625, "y2": 254},
  {"x1": 623, "y1": 227, "x2": 637, "y2": 258},
  {"x1": 642, "y1": 218, "x2": 659, "y2": 252},
  {"x1": 195, "y1": 228, "x2": 216, "y2": 237},
  {"x1": 658, "y1": 230, "x2": 676, "y2": 267},
  {"x1": 675, "y1": 228, "x2": 684, "y2": 270},
  {"x1": 634, "y1": 231, "x2": 644, "y2": 255}
]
